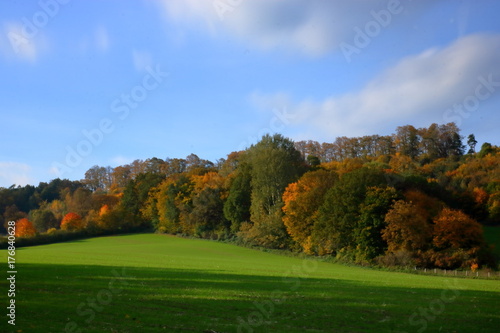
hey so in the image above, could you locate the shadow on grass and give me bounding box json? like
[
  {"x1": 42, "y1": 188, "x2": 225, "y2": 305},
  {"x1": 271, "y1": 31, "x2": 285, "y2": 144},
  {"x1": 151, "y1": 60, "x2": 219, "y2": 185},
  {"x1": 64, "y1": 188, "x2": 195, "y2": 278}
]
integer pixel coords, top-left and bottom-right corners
[{"x1": 4, "y1": 263, "x2": 500, "y2": 333}]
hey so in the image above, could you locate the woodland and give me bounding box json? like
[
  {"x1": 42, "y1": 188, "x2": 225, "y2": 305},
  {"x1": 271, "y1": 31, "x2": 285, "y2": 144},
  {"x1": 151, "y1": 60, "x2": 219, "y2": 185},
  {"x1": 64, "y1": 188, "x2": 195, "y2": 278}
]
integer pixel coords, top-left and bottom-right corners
[{"x1": 2, "y1": 122, "x2": 499, "y2": 269}]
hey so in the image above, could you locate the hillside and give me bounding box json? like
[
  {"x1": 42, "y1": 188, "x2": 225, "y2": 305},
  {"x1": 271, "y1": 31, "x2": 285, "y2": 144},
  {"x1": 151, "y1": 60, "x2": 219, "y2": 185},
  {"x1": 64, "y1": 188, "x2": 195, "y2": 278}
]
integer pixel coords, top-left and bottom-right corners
[{"x1": 2, "y1": 234, "x2": 500, "y2": 332}]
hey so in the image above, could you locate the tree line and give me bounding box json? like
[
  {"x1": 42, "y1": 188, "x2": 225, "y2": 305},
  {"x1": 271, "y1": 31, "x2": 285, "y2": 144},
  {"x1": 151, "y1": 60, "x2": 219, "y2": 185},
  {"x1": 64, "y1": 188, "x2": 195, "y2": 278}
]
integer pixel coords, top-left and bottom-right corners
[{"x1": 1, "y1": 123, "x2": 499, "y2": 269}]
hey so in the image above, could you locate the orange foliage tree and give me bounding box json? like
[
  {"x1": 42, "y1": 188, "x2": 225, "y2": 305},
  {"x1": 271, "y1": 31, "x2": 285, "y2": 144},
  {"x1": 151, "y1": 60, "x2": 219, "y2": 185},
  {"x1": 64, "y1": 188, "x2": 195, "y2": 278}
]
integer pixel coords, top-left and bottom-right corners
[
  {"x1": 403, "y1": 189, "x2": 444, "y2": 221},
  {"x1": 433, "y1": 208, "x2": 483, "y2": 250},
  {"x1": 431, "y1": 208, "x2": 486, "y2": 268},
  {"x1": 96, "y1": 204, "x2": 113, "y2": 230},
  {"x1": 15, "y1": 218, "x2": 37, "y2": 238},
  {"x1": 282, "y1": 169, "x2": 338, "y2": 253},
  {"x1": 382, "y1": 200, "x2": 431, "y2": 254},
  {"x1": 60, "y1": 212, "x2": 84, "y2": 231}
]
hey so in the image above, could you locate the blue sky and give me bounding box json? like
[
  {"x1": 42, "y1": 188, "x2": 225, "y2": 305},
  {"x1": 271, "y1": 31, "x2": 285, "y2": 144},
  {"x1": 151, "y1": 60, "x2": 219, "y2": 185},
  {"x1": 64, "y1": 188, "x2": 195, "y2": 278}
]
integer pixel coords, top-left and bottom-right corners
[{"x1": 1, "y1": 0, "x2": 499, "y2": 187}]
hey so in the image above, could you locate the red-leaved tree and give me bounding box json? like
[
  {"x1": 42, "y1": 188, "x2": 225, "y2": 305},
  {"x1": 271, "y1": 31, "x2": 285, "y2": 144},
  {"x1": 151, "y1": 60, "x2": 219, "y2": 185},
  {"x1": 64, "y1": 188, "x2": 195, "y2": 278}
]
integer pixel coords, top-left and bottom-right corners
[{"x1": 60, "y1": 212, "x2": 84, "y2": 231}]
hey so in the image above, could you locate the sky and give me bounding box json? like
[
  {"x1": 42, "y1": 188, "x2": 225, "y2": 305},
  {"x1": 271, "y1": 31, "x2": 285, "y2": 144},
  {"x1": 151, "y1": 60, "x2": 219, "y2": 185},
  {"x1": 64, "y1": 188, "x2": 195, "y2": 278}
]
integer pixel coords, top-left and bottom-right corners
[{"x1": 1, "y1": 0, "x2": 499, "y2": 188}]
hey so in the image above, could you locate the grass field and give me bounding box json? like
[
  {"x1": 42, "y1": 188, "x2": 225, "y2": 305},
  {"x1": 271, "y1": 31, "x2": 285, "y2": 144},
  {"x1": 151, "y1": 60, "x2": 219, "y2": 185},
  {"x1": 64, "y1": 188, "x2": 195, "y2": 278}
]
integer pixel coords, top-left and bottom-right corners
[{"x1": 2, "y1": 234, "x2": 500, "y2": 333}]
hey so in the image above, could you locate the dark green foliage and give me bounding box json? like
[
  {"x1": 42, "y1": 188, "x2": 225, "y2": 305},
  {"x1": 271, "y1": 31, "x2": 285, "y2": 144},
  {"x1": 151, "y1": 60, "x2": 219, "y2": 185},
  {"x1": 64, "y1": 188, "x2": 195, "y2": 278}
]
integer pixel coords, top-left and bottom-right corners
[
  {"x1": 306, "y1": 155, "x2": 321, "y2": 169},
  {"x1": 223, "y1": 162, "x2": 252, "y2": 232},
  {"x1": 189, "y1": 187, "x2": 228, "y2": 238},
  {"x1": 356, "y1": 187, "x2": 402, "y2": 260},
  {"x1": 314, "y1": 167, "x2": 387, "y2": 254},
  {"x1": 478, "y1": 142, "x2": 494, "y2": 158},
  {"x1": 121, "y1": 172, "x2": 165, "y2": 229},
  {"x1": 467, "y1": 134, "x2": 477, "y2": 154}
]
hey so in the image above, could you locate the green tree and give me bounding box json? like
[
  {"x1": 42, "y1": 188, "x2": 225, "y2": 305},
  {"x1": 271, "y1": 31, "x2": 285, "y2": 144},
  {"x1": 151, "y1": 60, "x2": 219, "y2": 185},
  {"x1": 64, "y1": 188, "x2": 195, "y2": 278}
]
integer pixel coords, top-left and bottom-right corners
[
  {"x1": 356, "y1": 186, "x2": 401, "y2": 260},
  {"x1": 31, "y1": 209, "x2": 58, "y2": 233},
  {"x1": 478, "y1": 142, "x2": 493, "y2": 158},
  {"x1": 188, "y1": 187, "x2": 228, "y2": 238},
  {"x1": 121, "y1": 172, "x2": 165, "y2": 230},
  {"x1": 467, "y1": 134, "x2": 477, "y2": 155},
  {"x1": 243, "y1": 134, "x2": 306, "y2": 248},
  {"x1": 313, "y1": 167, "x2": 386, "y2": 255},
  {"x1": 223, "y1": 161, "x2": 252, "y2": 233}
]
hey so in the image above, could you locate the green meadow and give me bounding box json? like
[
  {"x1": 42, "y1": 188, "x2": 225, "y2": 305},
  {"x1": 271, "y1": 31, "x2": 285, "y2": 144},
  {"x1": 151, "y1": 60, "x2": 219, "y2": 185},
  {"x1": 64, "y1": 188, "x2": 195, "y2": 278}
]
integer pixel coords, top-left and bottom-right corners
[{"x1": 2, "y1": 233, "x2": 499, "y2": 332}]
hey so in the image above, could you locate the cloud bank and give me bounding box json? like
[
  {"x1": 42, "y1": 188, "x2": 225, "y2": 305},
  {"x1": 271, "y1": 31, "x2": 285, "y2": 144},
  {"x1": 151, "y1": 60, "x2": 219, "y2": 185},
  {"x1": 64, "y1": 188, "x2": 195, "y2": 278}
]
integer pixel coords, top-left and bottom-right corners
[
  {"x1": 255, "y1": 34, "x2": 500, "y2": 137},
  {"x1": 157, "y1": 0, "x2": 434, "y2": 56}
]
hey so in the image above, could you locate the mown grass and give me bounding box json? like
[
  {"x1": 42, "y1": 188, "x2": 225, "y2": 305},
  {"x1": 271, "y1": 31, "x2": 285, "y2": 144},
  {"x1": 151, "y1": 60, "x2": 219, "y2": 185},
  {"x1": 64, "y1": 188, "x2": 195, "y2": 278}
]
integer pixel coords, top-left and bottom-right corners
[{"x1": 1, "y1": 233, "x2": 499, "y2": 332}]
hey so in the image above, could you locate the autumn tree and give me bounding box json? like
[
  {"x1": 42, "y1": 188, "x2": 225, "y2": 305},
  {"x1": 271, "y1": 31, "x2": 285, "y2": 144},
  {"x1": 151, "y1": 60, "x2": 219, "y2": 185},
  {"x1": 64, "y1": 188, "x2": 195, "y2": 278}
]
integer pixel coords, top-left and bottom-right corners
[
  {"x1": 146, "y1": 175, "x2": 192, "y2": 234},
  {"x1": 83, "y1": 165, "x2": 113, "y2": 192},
  {"x1": 282, "y1": 169, "x2": 338, "y2": 253},
  {"x1": 432, "y1": 208, "x2": 487, "y2": 268},
  {"x1": 96, "y1": 204, "x2": 112, "y2": 230},
  {"x1": 2, "y1": 204, "x2": 27, "y2": 231},
  {"x1": 143, "y1": 157, "x2": 166, "y2": 174},
  {"x1": 178, "y1": 172, "x2": 228, "y2": 238},
  {"x1": 47, "y1": 199, "x2": 67, "y2": 221},
  {"x1": 185, "y1": 153, "x2": 214, "y2": 173},
  {"x1": 403, "y1": 189, "x2": 444, "y2": 221},
  {"x1": 110, "y1": 165, "x2": 132, "y2": 192},
  {"x1": 382, "y1": 200, "x2": 431, "y2": 254},
  {"x1": 64, "y1": 187, "x2": 93, "y2": 217},
  {"x1": 60, "y1": 212, "x2": 84, "y2": 231},
  {"x1": 394, "y1": 125, "x2": 420, "y2": 159},
  {"x1": 15, "y1": 218, "x2": 37, "y2": 237},
  {"x1": 163, "y1": 158, "x2": 187, "y2": 175},
  {"x1": 433, "y1": 209, "x2": 483, "y2": 246}
]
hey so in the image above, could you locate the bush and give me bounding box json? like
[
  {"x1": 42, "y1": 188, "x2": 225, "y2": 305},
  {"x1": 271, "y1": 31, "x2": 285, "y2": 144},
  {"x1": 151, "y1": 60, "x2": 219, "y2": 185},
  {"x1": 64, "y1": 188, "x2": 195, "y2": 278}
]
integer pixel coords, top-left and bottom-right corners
[{"x1": 376, "y1": 250, "x2": 415, "y2": 268}]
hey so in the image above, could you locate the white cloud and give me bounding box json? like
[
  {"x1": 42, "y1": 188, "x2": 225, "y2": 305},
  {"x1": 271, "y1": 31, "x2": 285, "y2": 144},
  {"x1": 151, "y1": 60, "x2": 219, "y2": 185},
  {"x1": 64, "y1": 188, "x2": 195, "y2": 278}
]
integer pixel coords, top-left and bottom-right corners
[
  {"x1": 0, "y1": 162, "x2": 34, "y2": 188},
  {"x1": 0, "y1": 23, "x2": 48, "y2": 62},
  {"x1": 156, "y1": 0, "x2": 433, "y2": 56},
  {"x1": 254, "y1": 34, "x2": 500, "y2": 138},
  {"x1": 95, "y1": 26, "x2": 109, "y2": 52},
  {"x1": 132, "y1": 49, "x2": 152, "y2": 72}
]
